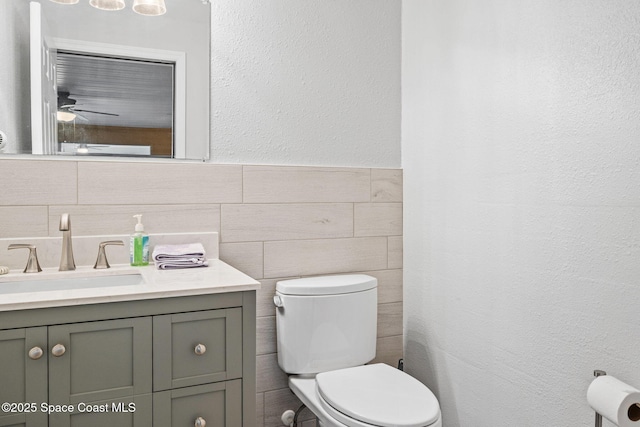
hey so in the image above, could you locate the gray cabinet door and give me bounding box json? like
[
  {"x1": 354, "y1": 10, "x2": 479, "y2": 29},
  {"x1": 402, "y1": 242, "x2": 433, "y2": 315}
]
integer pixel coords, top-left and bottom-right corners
[
  {"x1": 0, "y1": 328, "x2": 47, "y2": 427},
  {"x1": 153, "y1": 380, "x2": 242, "y2": 427},
  {"x1": 153, "y1": 309, "x2": 242, "y2": 391},
  {"x1": 48, "y1": 317, "x2": 152, "y2": 405}
]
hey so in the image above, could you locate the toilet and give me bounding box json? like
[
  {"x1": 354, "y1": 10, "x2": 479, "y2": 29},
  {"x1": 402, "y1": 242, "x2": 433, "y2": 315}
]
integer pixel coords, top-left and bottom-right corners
[{"x1": 274, "y1": 274, "x2": 442, "y2": 427}]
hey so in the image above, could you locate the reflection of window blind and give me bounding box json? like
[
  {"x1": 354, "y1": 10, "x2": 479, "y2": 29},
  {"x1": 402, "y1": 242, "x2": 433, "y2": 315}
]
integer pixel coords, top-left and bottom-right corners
[{"x1": 56, "y1": 51, "x2": 174, "y2": 129}]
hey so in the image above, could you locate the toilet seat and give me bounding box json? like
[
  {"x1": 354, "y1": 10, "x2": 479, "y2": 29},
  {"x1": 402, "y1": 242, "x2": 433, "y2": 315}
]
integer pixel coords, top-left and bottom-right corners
[{"x1": 315, "y1": 364, "x2": 441, "y2": 427}]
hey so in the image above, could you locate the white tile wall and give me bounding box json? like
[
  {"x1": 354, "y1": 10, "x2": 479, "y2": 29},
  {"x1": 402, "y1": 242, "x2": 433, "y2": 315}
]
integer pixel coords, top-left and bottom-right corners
[
  {"x1": 388, "y1": 235, "x2": 404, "y2": 269},
  {"x1": 0, "y1": 206, "x2": 49, "y2": 237},
  {"x1": 243, "y1": 166, "x2": 371, "y2": 203},
  {"x1": 354, "y1": 203, "x2": 403, "y2": 236},
  {"x1": 219, "y1": 242, "x2": 265, "y2": 279},
  {"x1": 1, "y1": 160, "x2": 77, "y2": 205},
  {"x1": 371, "y1": 169, "x2": 403, "y2": 202},
  {"x1": 0, "y1": 159, "x2": 402, "y2": 427},
  {"x1": 263, "y1": 237, "x2": 388, "y2": 278},
  {"x1": 77, "y1": 162, "x2": 242, "y2": 204},
  {"x1": 48, "y1": 204, "x2": 221, "y2": 236},
  {"x1": 221, "y1": 203, "x2": 353, "y2": 242}
]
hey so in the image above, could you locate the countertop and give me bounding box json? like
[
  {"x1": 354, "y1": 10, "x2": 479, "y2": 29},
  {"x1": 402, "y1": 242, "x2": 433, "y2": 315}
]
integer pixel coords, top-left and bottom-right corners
[{"x1": 0, "y1": 259, "x2": 260, "y2": 312}]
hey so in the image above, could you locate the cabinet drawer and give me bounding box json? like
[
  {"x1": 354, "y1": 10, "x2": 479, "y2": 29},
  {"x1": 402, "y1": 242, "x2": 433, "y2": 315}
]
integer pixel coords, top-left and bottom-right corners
[
  {"x1": 153, "y1": 380, "x2": 242, "y2": 427},
  {"x1": 154, "y1": 308, "x2": 242, "y2": 391}
]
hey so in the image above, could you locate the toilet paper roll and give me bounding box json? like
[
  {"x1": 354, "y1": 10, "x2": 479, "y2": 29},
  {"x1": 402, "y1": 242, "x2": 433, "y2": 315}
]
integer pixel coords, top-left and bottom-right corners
[{"x1": 587, "y1": 375, "x2": 640, "y2": 427}]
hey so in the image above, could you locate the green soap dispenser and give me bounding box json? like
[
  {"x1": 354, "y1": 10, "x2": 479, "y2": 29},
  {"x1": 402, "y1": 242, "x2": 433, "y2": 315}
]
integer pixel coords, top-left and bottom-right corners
[{"x1": 130, "y1": 214, "x2": 149, "y2": 266}]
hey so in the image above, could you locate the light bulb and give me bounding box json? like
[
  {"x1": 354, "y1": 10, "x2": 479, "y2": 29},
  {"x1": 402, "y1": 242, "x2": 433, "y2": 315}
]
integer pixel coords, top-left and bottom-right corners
[
  {"x1": 132, "y1": 0, "x2": 166, "y2": 16},
  {"x1": 49, "y1": 0, "x2": 80, "y2": 4},
  {"x1": 57, "y1": 111, "x2": 77, "y2": 122},
  {"x1": 90, "y1": 0, "x2": 126, "y2": 11}
]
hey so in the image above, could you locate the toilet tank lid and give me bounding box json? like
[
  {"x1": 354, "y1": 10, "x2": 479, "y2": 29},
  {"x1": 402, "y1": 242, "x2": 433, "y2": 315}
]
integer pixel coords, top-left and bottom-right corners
[{"x1": 276, "y1": 274, "x2": 377, "y2": 296}]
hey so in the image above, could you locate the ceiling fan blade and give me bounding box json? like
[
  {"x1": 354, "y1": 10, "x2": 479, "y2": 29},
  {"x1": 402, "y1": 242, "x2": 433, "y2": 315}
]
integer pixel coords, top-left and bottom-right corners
[
  {"x1": 59, "y1": 92, "x2": 119, "y2": 117},
  {"x1": 71, "y1": 108, "x2": 120, "y2": 117}
]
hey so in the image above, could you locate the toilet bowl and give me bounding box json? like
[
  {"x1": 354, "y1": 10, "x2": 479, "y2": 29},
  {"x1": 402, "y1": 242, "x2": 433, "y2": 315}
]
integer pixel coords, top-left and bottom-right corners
[
  {"x1": 275, "y1": 275, "x2": 442, "y2": 427},
  {"x1": 289, "y1": 364, "x2": 442, "y2": 427}
]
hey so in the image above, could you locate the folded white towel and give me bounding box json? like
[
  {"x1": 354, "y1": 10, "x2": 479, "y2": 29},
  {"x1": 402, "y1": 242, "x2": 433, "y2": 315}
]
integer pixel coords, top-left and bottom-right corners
[
  {"x1": 155, "y1": 259, "x2": 209, "y2": 270},
  {"x1": 152, "y1": 243, "x2": 208, "y2": 270}
]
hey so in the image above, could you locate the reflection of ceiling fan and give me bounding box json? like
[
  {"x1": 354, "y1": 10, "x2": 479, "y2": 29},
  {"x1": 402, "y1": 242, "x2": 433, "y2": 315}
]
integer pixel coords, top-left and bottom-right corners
[{"x1": 57, "y1": 91, "x2": 119, "y2": 122}]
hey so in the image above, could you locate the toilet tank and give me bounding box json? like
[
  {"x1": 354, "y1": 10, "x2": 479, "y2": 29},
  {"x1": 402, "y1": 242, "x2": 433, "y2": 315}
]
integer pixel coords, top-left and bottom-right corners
[{"x1": 275, "y1": 274, "x2": 377, "y2": 375}]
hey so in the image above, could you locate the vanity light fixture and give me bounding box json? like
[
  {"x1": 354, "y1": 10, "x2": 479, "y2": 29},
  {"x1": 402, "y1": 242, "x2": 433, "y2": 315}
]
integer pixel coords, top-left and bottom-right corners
[
  {"x1": 132, "y1": 0, "x2": 166, "y2": 16},
  {"x1": 49, "y1": 0, "x2": 168, "y2": 16},
  {"x1": 90, "y1": 0, "x2": 126, "y2": 11}
]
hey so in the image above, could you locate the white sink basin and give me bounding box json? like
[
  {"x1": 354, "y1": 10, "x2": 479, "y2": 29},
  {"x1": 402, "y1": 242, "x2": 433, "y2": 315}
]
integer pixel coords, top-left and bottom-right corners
[{"x1": 0, "y1": 272, "x2": 144, "y2": 294}]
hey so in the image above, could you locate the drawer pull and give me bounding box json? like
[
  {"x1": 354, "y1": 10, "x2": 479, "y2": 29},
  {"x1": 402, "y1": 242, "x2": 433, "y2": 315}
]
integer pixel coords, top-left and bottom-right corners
[
  {"x1": 194, "y1": 343, "x2": 207, "y2": 356},
  {"x1": 51, "y1": 344, "x2": 66, "y2": 357},
  {"x1": 195, "y1": 416, "x2": 206, "y2": 427},
  {"x1": 28, "y1": 346, "x2": 44, "y2": 360}
]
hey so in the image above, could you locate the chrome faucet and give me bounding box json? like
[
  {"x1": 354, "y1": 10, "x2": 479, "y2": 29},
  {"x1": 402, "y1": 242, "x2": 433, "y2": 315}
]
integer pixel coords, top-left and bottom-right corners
[{"x1": 59, "y1": 213, "x2": 76, "y2": 271}]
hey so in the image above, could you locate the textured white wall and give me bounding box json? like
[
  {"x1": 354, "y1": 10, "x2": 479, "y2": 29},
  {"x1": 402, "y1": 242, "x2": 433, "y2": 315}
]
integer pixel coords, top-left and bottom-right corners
[
  {"x1": 210, "y1": 0, "x2": 401, "y2": 167},
  {"x1": 0, "y1": 0, "x2": 30, "y2": 153},
  {"x1": 402, "y1": 1, "x2": 640, "y2": 426}
]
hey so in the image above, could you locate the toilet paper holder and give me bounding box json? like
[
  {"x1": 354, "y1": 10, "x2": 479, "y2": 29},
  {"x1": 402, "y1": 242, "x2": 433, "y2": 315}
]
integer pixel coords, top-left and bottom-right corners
[
  {"x1": 593, "y1": 370, "x2": 607, "y2": 427},
  {"x1": 587, "y1": 369, "x2": 640, "y2": 427}
]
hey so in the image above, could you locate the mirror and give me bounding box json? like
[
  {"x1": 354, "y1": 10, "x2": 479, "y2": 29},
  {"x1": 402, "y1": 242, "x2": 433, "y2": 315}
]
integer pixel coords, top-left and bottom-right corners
[{"x1": 0, "y1": 0, "x2": 210, "y2": 160}]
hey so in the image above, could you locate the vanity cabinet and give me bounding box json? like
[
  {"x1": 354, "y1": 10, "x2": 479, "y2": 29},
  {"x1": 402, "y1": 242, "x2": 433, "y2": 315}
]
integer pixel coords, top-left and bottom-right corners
[
  {"x1": 0, "y1": 327, "x2": 48, "y2": 427},
  {"x1": 0, "y1": 291, "x2": 256, "y2": 427}
]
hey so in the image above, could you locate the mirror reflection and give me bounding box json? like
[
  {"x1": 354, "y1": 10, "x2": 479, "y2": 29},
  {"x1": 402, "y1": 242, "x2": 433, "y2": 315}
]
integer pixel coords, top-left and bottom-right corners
[
  {"x1": 0, "y1": 0, "x2": 210, "y2": 160},
  {"x1": 57, "y1": 51, "x2": 174, "y2": 157}
]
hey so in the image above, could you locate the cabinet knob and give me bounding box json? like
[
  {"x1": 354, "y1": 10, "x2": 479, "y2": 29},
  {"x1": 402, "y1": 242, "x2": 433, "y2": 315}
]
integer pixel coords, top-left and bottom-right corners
[
  {"x1": 28, "y1": 346, "x2": 44, "y2": 360},
  {"x1": 194, "y1": 416, "x2": 206, "y2": 427},
  {"x1": 51, "y1": 344, "x2": 66, "y2": 357},
  {"x1": 194, "y1": 343, "x2": 207, "y2": 356}
]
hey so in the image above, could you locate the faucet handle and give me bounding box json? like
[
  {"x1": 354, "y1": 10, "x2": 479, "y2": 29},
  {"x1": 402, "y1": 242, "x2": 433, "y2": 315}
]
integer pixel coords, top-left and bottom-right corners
[
  {"x1": 8, "y1": 244, "x2": 43, "y2": 273},
  {"x1": 93, "y1": 240, "x2": 125, "y2": 269}
]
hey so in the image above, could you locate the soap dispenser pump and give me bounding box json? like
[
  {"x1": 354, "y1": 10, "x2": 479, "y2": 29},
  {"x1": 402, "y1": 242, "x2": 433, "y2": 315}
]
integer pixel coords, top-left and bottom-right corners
[{"x1": 130, "y1": 214, "x2": 149, "y2": 266}]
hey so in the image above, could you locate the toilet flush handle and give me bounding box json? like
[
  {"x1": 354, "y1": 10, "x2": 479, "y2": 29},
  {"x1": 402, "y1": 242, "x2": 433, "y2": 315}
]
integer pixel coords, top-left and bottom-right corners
[{"x1": 273, "y1": 295, "x2": 284, "y2": 308}]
